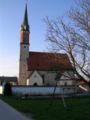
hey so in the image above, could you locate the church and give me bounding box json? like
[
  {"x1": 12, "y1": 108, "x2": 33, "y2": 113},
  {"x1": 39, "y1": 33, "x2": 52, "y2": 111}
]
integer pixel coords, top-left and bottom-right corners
[{"x1": 19, "y1": 4, "x2": 74, "y2": 86}]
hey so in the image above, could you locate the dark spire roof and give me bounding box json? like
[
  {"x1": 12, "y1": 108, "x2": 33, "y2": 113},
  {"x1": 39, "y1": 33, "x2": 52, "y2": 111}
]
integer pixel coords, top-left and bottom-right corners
[
  {"x1": 21, "y1": 3, "x2": 29, "y2": 32},
  {"x1": 23, "y1": 4, "x2": 28, "y2": 26}
]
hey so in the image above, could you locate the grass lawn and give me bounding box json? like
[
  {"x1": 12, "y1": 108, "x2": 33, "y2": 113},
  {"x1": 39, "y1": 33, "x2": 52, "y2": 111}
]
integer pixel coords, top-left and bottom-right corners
[{"x1": 1, "y1": 96, "x2": 90, "y2": 120}]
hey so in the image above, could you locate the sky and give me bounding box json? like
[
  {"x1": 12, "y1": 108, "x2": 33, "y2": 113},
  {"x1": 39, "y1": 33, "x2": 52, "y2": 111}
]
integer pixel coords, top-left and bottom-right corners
[{"x1": 0, "y1": 0, "x2": 74, "y2": 77}]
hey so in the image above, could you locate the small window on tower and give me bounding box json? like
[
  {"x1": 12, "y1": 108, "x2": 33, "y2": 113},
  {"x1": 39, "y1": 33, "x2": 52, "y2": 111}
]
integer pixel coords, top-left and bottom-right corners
[{"x1": 24, "y1": 46, "x2": 26, "y2": 48}]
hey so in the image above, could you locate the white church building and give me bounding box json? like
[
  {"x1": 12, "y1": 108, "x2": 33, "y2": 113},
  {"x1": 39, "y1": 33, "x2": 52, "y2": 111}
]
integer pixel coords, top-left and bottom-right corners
[{"x1": 19, "y1": 4, "x2": 75, "y2": 86}]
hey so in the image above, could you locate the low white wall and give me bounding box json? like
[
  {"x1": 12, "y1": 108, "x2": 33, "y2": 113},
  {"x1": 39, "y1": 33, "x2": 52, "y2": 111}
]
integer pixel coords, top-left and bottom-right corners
[
  {"x1": 0, "y1": 86, "x2": 3, "y2": 94},
  {"x1": 12, "y1": 86, "x2": 76, "y2": 96}
]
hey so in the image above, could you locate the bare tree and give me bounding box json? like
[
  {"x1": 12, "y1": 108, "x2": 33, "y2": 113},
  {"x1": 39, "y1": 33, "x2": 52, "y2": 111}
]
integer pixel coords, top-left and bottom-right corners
[{"x1": 45, "y1": 0, "x2": 90, "y2": 87}]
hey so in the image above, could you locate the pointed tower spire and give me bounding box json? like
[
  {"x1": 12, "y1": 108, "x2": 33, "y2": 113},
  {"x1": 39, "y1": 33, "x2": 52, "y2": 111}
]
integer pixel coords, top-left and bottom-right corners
[
  {"x1": 23, "y1": 3, "x2": 28, "y2": 26},
  {"x1": 21, "y1": 3, "x2": 29, "y2": 32},
  {"x1": 20, "y1": 2, "x2": 30, "y2": 45}
]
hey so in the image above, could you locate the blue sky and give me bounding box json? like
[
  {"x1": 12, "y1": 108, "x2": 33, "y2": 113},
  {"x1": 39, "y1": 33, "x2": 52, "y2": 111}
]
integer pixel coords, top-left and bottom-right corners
[{"x1": 0, "y1": 0, "x2": 74, "y2": 77}]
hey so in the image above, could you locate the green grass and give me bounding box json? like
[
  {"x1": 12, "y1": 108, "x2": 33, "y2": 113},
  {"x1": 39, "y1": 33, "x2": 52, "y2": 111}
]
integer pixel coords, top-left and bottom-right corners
[{"x1": 1, "y1": 96, "x2": 90, "y2": 120}]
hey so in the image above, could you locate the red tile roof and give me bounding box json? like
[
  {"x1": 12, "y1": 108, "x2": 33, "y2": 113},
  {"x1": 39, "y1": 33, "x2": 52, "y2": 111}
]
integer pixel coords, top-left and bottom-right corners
[{"x1": 28, "y1": 51, "x2": 73, "y2": 71}]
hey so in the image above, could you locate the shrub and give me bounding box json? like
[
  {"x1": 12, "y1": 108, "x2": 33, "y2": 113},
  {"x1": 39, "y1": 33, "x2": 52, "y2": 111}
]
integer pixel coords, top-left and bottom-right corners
[{"x1": 3, "y1": 82, "x2": 12, "y2": 96}]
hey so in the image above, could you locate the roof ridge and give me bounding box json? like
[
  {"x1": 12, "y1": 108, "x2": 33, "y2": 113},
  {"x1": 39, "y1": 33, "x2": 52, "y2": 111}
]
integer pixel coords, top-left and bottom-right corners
[{"x1": 29, "y1": 51, "x2": 67, "y2": 55}]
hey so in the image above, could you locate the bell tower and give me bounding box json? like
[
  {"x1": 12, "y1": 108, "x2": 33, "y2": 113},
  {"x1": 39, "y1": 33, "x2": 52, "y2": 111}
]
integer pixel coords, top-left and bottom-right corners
[{"x1": 19, "y1": 3, "x2": 30, "y2": 85}]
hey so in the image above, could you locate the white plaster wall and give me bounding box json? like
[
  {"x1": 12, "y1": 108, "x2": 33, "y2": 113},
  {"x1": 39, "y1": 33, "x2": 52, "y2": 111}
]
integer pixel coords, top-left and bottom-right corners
[
  {"x1": 0, "y1": 86, "x2": 3, "y2": 94},
  {"x1": 12, "y1": 86, "x2": 76, "y2": 95},
  {"x1": 37, "y1": 71, "x2": 57, "y2": 85},
  {"x1": 45, "y1": 72, "x2": 57, "y2": 85},
  {"x1": 28, "y1": 71, "x2": 74, "y2": 86},
  {"x1": 58, "y1": 71, "x2": 74, "y2": 86},
  {"x1": 58, "y1": 80, "x2": 73, "y2": 86},
  {"x1": 28, "y1": 71, "x2": 57, "y2": 86},
  {"x1": 27, "y1": 71, "x2": 43, "y2": 86},
  {"x1": 39, "y1": 71, "x2": 74, "y2": 86}
]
